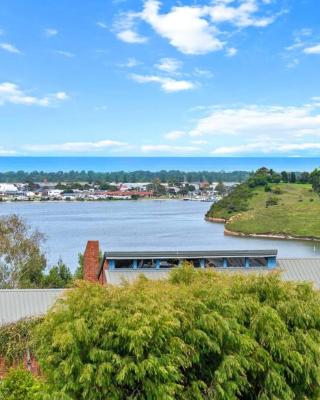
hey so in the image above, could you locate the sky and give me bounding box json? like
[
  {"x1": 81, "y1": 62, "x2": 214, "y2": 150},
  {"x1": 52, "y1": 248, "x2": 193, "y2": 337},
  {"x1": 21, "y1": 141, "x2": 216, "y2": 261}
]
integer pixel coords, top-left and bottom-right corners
[{"x1": 0, "y1": 0, "x2": 319, "y2": 157}]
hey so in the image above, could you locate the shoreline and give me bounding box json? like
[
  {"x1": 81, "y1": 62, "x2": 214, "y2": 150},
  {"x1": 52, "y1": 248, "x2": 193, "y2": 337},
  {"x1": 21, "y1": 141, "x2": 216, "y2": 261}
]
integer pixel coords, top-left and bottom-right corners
[
  {"x1": 206, "y1": 216, "x2": 320, "y2": 242},
  {"x1": 0, "y1": 197, "x2": 198, "y2": 204}
]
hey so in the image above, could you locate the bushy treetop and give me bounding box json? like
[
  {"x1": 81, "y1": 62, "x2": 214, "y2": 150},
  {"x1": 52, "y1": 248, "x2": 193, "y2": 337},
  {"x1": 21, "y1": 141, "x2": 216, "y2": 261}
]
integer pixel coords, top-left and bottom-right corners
[{"x1": 34, "y1": 267, "x2": 320, "y2": 399}]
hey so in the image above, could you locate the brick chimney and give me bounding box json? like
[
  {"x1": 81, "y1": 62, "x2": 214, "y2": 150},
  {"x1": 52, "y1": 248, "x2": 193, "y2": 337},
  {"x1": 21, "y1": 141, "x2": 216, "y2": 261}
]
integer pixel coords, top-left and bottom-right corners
[{"x1": 83, "y1": 241, "x2": 100, "y2": 283}]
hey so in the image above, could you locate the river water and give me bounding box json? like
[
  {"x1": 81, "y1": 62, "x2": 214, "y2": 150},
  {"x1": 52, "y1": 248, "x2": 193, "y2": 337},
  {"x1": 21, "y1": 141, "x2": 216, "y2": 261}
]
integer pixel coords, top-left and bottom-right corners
[{"x1": 0, "y1": 200, "x2": 319, "y2": 270}]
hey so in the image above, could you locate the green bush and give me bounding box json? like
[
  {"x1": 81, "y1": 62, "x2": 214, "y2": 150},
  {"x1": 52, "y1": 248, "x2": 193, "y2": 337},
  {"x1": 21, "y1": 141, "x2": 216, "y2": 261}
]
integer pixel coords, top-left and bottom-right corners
[
  {"x1": 272, "y1": 186, "x2": 283, "y2": 195},
  {"x1": 266, "y1": 196, "x2": 279, "y2": 207},
  {"x1": 34, "y1": 268, "x2": 320, "y2": 399},
  {"x1": 0, "y1": 367, "x2": 44, "y2": 400},
  {"x1": 0, "y1": 318, "x2": 42, "y2": 365},
  {"x1": 264, "y1": 185, "x2": 272, "y2": 192}
]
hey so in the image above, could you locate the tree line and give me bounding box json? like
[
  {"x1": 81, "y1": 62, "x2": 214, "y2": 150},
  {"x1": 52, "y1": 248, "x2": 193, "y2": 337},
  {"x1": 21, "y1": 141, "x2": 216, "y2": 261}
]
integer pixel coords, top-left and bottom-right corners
[{"x1": 0, "y1": 170, "x2": 250, "y2": 183}]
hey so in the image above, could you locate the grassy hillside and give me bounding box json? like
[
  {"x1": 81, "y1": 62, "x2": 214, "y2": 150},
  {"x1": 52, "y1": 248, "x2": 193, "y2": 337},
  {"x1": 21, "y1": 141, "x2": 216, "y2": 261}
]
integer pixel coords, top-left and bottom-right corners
[{"x1": 207, "y1": 183, "x2": 320, "y2": 239}]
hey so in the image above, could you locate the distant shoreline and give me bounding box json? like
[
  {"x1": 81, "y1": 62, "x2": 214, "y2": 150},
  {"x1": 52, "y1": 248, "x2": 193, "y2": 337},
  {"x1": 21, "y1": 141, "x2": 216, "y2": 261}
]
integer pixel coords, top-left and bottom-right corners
[{"x1": 206, "y1": 216, "x2": 320, "y2": 242}]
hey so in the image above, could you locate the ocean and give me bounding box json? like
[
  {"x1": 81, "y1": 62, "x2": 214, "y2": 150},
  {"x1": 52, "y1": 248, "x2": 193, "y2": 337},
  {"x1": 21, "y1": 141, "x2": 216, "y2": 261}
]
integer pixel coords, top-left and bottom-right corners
[{"x1": 0, "y1": 157, "x2": 319, "y2": 172}]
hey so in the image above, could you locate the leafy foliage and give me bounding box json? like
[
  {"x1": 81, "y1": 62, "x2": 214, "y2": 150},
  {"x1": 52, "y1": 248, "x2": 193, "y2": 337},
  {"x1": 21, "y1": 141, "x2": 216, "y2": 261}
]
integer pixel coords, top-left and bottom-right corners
[
  {"x1": 206, "y1": 167, "x2": 320, "y2": 221},
  {"x1": 310, "y1": 168, "x2": 320, "y2": 194},
  {"x1": 0, "y1": 318, "x2": 42, "y2": 365},
  {"x1": 0, "y1": 367, "x2": 45, "y2": 400},
  {"x1": 34, "y1": 267, "x2": 320, "y2": 399},
  {"x1": 0, "y1": 215, "x2": 46, "y2": 288},
  {"x1": 0, "y1": 170, "x2": 250, "y2": 184},
  {"x1": 42, "y1": 259, "x2": 72, "y2": 288}
]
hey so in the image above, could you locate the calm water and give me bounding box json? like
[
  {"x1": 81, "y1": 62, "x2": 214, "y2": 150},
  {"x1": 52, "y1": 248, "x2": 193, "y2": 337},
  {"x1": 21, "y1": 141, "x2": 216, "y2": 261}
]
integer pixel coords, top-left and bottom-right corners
[
  {"x1": 0, "y1": 200, "x2": 319, "y2": 270},
  {"x1": 1, "y1": 157, "x2": 320, "y2": 172}
]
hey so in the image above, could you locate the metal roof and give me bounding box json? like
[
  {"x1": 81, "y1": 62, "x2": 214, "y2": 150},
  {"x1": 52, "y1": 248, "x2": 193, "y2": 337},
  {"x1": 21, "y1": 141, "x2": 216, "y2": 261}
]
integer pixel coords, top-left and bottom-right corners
[
  {"x1": 278, "y1": 258, "x2": 320, "y2": 288},
  {"x1": 105, "y1": 258, "x2": 320, "y2": 288},
  {"x1": 103, "y1": 249, "x2": 278, "y2": 260},
  {"x1": 0, "y1": 289, "x2": 64, "y2": 325}
]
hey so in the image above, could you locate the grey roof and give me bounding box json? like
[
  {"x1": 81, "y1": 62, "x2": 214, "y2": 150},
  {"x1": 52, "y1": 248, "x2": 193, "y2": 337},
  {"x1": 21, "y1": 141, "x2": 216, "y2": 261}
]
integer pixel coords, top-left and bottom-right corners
[
  {"x1": 105, "y1": 259, "x2": 320, "y2": 288},
  {"x1": 278, "y1": 258, "x2": 320, "y2": 288},
  {"x1": 0, "y1": 289, "x2": 64, "y2": 325},
  {"x1": 104, "y1": 249, "x2": 278, "y2": 260}
]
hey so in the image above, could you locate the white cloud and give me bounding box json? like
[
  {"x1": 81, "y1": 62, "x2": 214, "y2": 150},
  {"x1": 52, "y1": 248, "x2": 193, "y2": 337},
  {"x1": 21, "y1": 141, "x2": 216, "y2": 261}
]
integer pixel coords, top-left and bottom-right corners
[
  {"x1": 304, "y1": 44, "x2": 320, "y2": 55},
  {"x1": 226, "y1": 47, "x2": 238, "y2": 57},
  {"x1": 193, "y1": 68, "x2": 214, "y2": 78},
  {"x1": 164, "y1": 130, "x2": 185, "y2": 140},
  {"x1": 141, "y1": 144, "x2": 200, "y2": 153},
  {"x1": 54, "y1": 92, "x2": 69, "y2": 100},
  {"x1": 131, "y1": 74, "x2": 196, "y2": 92},
  {"x1": 191, "y1": 140, "x2": 208, "y2": 145},
  {"x1": 116, "y1": 0, "x2": 279, "y2": 55},
  {"x1": 24, "y1": 140, "x2": 128, "y2": 153},
  {"x1": 119, "y1": 57, "x2": 140, "y2": 68},
  {"x1": 184, "y1": 99, "x2": 320, "y2": 155},
  {"x1": 0, "y1": 42, "x2": 21, "y2": 54},
  {"x1": 45, "y1": 28, "x2": 58, "y2": 37},
  {"x1": 211, "y1": 142, "x2": 320, "y2": 155},
  {"x1": 0, "y1": 82, "x2": 69, "y2": 107},
  {"x1": 0, "y1": 146, "x2": 16, "y2": 155},
  {"x1": 190, "y1": 102, "x2": 320, "y2": 138},
  {"x1": 96, "y1": 22, "x2": 108, "y2": 29},
  {"x1": 117, "y1": 29, "x2": 148, "y2": 43},
  {"x1": 55, "y1": 50, "x2": 75, "y2": 58},
  {"x1": 141, "y1": 0, "x2": 224, "y2": 55},
  {"x1": 155, "y1": 58, "x2": 182, "y2": 74},
  {"x1": 209, "y1": 0, "x2": 276, "y2": 28}
]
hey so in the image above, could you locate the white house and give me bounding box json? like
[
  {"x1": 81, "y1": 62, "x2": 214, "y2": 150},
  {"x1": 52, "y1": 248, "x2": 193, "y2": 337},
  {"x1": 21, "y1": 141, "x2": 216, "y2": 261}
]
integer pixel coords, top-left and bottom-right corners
[{"x1": 0, "y1": 183, "x2": 18, "y2": 195}]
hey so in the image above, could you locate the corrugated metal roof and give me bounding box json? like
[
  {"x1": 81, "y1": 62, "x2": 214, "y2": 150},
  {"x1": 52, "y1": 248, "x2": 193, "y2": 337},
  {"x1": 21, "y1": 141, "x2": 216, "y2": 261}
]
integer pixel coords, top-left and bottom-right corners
[
  {"x1": 278, "y1": 258, "x2": 320, "y2": 288},
  {"x1": 106, "y1": 259, "x2": 320, "y2": 288},
  {"x1": 104, "y1": 250, "x2": 278, "y2": 260},
  {"x1": 0, "y1": 289, "x2": 64, "y2": 325},
  {"x1": 1, "y1": 259, "x2": 320, "y2": 326}
]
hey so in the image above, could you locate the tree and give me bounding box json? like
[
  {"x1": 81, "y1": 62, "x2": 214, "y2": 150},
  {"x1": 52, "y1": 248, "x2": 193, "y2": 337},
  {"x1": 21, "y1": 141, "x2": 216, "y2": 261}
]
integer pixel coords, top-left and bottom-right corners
[
  {"x1": 310, "y1": 168, "x2": 320, "y2": 194},
  {"x1": 289, "y1": 172, "x2": 296, "y2": 183},
  {"x1": 0, "y1": 367, "x2": 45, "y2": 400},
  {"x1": 73, "y1": 253, "x2": 84, "y2": 280},
  {"x1": 281, "y1": 171, "x2": 288, "y2": 183},
  {"x1": 34, "y1": 267, "x2": 320, "y2": 399},
  {"x1": 215, "y1": 181, "x2": 227, "y2": 195},
  {"x1": 0, "y1": 215, "x2": 46, "y2": 288},
  {"x1": 42, "y1": 259, "x2": 72, "y2": 288},
  {"x1": 298, "y1": 171, "x2": 310, "y2": 184}
]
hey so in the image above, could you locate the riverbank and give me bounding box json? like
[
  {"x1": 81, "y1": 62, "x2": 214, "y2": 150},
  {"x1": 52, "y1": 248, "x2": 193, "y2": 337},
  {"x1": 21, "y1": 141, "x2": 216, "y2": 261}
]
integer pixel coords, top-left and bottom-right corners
[{"x1": 206, "y1": 183, "x2": 320, "y2": 241}]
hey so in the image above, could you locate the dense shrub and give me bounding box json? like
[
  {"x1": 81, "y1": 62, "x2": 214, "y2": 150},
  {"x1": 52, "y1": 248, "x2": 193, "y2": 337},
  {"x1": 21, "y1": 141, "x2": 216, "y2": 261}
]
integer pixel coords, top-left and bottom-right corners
[
  {"x1": 207, "y1": 168, "x2": 284, "y2": 219},
  {"x1": 0, "y1": 367, "x2": 44, "y2": 400},
  {"x1": 34, "y1": 267, "x2": 320, "y2": 399},
  {"x1": 0, "y1": 318, "x2": 42, "y2": 365},
  {"x1": 272, "y1": 186, "x2": 283, "y2": 195},
  {"x1": 207, "y1": 182, "x2": 253, "y2": 218},
  {"x1": 266, "y1": 196, "x2": 279, "y2": 207}
]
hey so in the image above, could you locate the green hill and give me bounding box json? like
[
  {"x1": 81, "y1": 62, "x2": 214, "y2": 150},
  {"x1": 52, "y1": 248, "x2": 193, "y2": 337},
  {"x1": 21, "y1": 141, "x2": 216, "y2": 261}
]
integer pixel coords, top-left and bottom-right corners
[{"x1": 206, "y1": 169, "x2": 320, "y2": 239}]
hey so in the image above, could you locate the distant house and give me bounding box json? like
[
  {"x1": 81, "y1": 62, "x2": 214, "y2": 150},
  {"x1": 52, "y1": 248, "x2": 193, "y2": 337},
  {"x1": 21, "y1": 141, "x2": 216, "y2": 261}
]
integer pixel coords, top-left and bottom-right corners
[{"x1": 0, "y1": 183, "x2": 18, "y2": 195}]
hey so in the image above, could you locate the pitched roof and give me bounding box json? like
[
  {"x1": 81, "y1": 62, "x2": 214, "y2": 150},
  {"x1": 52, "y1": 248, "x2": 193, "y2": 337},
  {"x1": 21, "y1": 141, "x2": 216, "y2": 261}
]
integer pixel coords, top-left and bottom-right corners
[{"x1": 0, "y1": 289, "x2": 64, "y2": 325}]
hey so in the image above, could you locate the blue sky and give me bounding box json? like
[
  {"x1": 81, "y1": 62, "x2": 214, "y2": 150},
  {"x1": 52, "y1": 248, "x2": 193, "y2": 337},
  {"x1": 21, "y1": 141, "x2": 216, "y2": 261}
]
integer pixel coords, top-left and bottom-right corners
[{"x1": 0, "y1": 0, "x2": 319, "y2": 156}]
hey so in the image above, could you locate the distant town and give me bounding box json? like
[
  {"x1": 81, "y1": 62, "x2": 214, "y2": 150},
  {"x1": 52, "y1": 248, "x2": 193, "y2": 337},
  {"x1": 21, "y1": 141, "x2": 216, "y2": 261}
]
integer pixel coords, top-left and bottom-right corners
[{"x1": 0, "y1": 179, "x2": 236, "y2": 202}]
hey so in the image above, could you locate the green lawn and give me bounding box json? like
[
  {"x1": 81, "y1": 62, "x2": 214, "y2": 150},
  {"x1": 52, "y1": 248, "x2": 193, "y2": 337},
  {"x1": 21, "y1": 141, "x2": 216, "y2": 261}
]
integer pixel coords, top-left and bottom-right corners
[{"x1": 224, "y1": 184, "x2": 320, "y2": 238}]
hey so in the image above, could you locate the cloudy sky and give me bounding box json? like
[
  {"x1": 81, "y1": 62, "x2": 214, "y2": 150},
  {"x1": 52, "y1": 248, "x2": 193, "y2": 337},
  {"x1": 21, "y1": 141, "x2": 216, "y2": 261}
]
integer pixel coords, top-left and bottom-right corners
[{"x1": 0, "y1": 0, "x2": 319, "y2": 156}]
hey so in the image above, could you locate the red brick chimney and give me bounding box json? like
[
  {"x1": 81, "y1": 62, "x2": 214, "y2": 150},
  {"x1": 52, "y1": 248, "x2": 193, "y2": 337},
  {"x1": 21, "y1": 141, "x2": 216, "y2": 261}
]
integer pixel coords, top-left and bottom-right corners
[{"x1": 83, "y1": 241, "x2": 100, "y2": 283}]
